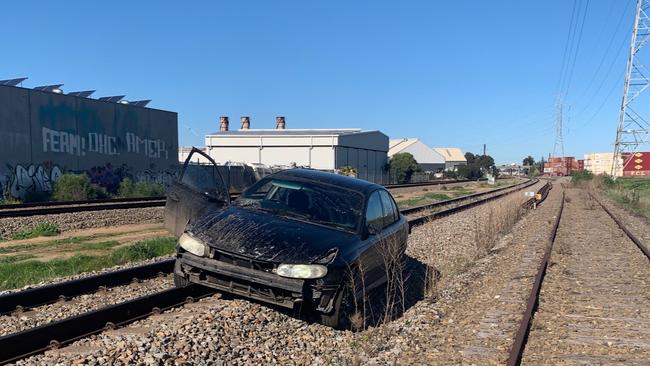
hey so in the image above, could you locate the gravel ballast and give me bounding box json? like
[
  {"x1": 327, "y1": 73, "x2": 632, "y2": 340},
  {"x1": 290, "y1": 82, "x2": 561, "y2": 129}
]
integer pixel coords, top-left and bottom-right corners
[
  {"x1": 0, "y1": 276, "x2": 173, "y2": 337},
  {"x1": 0, "y1": 207, "x2": 163, "y2": 239}
]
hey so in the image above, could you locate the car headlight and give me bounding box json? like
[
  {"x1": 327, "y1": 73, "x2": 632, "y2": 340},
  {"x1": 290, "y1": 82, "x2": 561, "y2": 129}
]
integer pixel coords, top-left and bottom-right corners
[
  {"x1": 178, "y1": 233, "x2": 206, "y2": 257},
  {"x1": 275, "y1": 264, "x2": 328, "y2": 279}
]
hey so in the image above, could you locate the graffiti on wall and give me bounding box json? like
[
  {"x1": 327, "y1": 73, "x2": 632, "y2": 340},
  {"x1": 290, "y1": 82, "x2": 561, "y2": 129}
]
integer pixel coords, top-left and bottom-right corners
[
  {"x1": 1, "y1": 163, "x2": 63, "y2": 200},
  {"x1": 42, "y1": 127, "x2": 169, "y2": 159},
  {"x1": 0, "y1": 163, "x2": 177, "y2": 200}
]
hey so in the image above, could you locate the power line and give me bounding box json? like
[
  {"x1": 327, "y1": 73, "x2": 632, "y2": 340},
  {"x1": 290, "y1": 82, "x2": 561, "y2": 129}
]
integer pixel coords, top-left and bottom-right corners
[
  {"x1": 574, "y1": 0, "x2": 633, "y2": 105},
  {"x1": 562, "y1": 0, "x2": 591, "y2": 99},
  {"x1": 556, "y1": 0, "x2": 581, "y2": 95}
]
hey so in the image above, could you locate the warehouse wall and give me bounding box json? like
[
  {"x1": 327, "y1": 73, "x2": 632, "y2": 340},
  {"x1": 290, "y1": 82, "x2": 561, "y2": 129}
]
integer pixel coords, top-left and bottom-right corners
[{"x1": 0, "y1": 85, "x2": 179, "y2": 199}]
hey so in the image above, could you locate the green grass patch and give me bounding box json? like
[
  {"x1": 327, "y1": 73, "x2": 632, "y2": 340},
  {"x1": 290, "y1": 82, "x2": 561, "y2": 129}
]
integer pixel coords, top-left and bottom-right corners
[
  {"x1": 396, "y1": 192, "x2": 451, "y2": 208},
  {"x1": 0, "y1": 236, "x2": 176, "y2": 290},
  {"x1": 11, "y1": 223, "x2": 60, "y2": 240},
  {"x1": 0, "y1": 243, "x2": 41, "y2": 255},
  {"x1": 0, "y1": 254, "x2": 36, "y2": 264},
  {"x1": 76, "y1": 240, "x2": 121, "y2": 251}
]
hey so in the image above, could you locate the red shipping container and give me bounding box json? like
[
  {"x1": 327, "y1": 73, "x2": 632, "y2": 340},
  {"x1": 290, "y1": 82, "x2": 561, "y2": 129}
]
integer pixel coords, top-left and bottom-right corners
[{"x1": 622, "y1": 152, "x2": 650, "y2": 177}]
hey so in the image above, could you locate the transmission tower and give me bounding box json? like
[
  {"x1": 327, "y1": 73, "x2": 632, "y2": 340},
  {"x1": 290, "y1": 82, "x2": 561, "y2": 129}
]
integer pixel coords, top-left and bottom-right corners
[
  {"x1": 553, "y1": 99, "x2": 565, "y2": 158},
  {"x1": 612, "y1": 0, "x2": 650, "y2": 177}
]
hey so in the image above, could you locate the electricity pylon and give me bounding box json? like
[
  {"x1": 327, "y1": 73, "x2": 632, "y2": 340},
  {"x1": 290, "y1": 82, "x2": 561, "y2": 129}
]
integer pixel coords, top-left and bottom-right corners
[
  {"x1": 553, "y1": 99, "x2": 565, "y2": 158},
  {"x1": 612, "y1": 0, "x2": 650, "y2": 177}
]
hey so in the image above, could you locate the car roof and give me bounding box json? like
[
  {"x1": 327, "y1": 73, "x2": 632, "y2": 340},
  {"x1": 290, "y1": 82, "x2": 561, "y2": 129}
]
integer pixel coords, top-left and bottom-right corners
[{"x1": 268, "y1": 168, "x2": 383, "y2": 196}]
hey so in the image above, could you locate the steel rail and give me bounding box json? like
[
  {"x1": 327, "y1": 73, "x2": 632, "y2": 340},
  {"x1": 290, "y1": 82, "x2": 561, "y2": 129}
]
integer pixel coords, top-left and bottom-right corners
[
  {"x1": 506, "y1": 189, "x2": 564, "y2": 366},
  {"x1": 401, "y1": 179, "x2": 536, "y2": 216},
  {"x1": 589, "y1": 192, "x2": 650, "y2": 260},
  {"x1": 0, "y1": 285, "x2": 216, "y2": 365},
  {"x1": 0, "y1": 196, "x2": 166, "y2": 210},
  {"x1": 0, "y1": 199, "x2": 166, "y2": 218},
  {"x1": 0, "y1": 259, "x2": 175, "y2": 316},
  {"x1": 405, "y1": 179, "x2": 539, "y2": 226}
]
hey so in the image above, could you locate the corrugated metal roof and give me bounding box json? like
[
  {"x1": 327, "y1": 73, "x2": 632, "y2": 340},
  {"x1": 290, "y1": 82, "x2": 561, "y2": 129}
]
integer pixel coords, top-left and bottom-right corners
[
  {"x1": 434, "y1": 147, "x2": 467, "y2": 162},
  {"x1": 208, "y1": 129, "x2": 364, "y2": 136},
  {"x1": 388, "y1": 138, "x2": 419, "y2": 155}
]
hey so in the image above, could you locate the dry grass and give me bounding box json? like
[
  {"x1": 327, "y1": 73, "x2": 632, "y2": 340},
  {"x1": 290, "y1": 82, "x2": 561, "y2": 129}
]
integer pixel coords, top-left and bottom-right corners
[{"x1": 473, "y1": 196, "x2": 525, "y2": 258}]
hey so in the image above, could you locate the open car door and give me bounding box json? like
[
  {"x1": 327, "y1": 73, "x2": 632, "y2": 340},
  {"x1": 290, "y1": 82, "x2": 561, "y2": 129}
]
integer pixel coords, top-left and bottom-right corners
[{"x1": 164, "y1": 148, "x2": 230, "y2": 237}]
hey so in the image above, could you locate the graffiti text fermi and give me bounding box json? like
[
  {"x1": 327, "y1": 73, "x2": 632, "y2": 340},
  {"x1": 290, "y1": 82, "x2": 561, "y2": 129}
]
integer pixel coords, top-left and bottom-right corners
[{"x1": 126, "y1": 133, "x2": 169, "y2": 159}]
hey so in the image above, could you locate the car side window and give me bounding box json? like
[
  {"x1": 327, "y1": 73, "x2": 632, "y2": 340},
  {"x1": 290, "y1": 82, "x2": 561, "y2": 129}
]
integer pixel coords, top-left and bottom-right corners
[
  {"x1": 366, "y1": 191, "x2": 384, "y2": 233},
  {"x1": 379, "y1": 190, "x2": 398, "y2": 227}
]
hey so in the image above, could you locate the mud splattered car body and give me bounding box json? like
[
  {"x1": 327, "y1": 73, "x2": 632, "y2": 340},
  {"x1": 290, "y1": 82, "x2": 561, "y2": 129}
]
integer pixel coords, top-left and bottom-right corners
[{"x1": 166, "y1": 148, "x2": 409, "y2": 327}]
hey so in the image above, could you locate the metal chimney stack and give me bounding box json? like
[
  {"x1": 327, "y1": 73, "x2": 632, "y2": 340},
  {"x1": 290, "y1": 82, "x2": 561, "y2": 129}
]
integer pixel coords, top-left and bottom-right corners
[
  {"x1": 219, "y1": 116, "x2": 229, "y2": 132},
  {"x1": 240, "y1": 116, "x2": 250, "y2": 130},
  {"x1": 276, "y1": 116, "x2": 286, "y2": 129}
]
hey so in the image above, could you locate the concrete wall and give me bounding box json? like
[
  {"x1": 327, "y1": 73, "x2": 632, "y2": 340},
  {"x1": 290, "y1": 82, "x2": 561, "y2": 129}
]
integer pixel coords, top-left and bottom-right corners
[{"x1": 0, "y1": 85, "x2": 178, "y2": 199}]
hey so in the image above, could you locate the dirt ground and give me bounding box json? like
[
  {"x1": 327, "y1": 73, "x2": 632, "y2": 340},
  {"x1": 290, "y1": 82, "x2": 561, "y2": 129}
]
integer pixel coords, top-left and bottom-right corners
[{"x1": 0, "y1": 223, "x2": 171, "y2": 262}]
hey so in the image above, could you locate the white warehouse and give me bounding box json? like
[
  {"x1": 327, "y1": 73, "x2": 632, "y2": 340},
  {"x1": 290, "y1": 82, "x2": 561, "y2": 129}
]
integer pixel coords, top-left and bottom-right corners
[{"x1": 204, "y1": 117, "x2": 389, "y2": 183}]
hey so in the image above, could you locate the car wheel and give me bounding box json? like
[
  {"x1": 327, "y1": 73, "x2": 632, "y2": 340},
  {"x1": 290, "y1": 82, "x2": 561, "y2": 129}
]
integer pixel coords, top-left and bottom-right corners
[{"x1": 173, "y1": 273, "x2": 190, "y2": 288}]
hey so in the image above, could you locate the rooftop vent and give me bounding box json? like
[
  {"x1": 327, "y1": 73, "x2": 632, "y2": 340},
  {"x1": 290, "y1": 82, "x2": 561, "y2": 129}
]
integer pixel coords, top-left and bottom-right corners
[
  {"x1": 241, "y1": 116, "x2": 250, "y2": 130},
  {"x1": 220, "y1": 116, "x2": 229, "y2": 132},
  {"x1": 276, "y1": 116, "x2": 286, "y2": 129}
]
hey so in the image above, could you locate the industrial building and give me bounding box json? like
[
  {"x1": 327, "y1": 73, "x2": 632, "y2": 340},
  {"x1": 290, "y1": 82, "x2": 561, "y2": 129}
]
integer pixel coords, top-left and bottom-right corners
[
  {"x1": 204, "y1": 117, "x2": 389, "y2": 183},
  {"x1": 388, "y1": 138, "x2": 446, "y2": 172},
  {"x1": 433, "y1": 147, "x2": 467, "y2": 171},
  {"x1": 0, "y1": 78, "x2": 178, "y2": 199}
]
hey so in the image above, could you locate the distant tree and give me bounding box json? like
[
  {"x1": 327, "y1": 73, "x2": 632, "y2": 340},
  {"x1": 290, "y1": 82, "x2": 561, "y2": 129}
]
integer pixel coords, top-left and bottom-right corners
[
  {"x1": 458, "y1": 152, "x2": 497, "y2": 180},
  {"x1": 523, "y1": 156, "x2": 535, "y2": 166},
  {"x1": 458, "y1": 164, "x2": 483, "y2": 180},
  {"x1": 389, "y1": 153, "x2": 421, "y2": 184}
]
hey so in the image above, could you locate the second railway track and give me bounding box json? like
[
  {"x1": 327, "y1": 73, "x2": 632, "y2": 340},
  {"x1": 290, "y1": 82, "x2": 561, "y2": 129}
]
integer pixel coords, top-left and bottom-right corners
[{"x1": 507, "y1": 186, "x2": 650, "y2": 365}]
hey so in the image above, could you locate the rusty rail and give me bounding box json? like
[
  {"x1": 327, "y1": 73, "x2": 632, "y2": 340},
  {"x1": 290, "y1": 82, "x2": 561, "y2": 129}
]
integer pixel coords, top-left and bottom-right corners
[
  {"x1": 506, "y1": 190, "x2": 565, "y2": 366},
  {"x1": 588, "y1": 192, "x2": 650, "y2": 260}
]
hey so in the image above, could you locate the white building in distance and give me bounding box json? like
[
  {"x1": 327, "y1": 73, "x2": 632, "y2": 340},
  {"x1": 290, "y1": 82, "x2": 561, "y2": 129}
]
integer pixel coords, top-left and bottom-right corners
[
  {"x1": 434, "y1": 147, "x2": 468, "y2": 171},
  {"x1": 389, "y1": 138, "x2": 446, "y2": 172},
  {"x1": 203, "y1": 117, "x2": 389, "y2": 183}
]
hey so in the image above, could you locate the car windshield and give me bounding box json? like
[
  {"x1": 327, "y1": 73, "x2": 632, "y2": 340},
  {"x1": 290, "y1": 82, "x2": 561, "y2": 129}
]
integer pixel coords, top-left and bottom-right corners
[{"x1": 236, "y1": 177, "x2": 364, "y2": 232}]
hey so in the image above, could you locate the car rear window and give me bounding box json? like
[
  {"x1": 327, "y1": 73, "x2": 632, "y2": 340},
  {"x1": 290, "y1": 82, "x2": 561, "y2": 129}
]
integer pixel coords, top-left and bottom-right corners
[{"x1": 237, "y1": 178, "x2": 364, "y2": 232}]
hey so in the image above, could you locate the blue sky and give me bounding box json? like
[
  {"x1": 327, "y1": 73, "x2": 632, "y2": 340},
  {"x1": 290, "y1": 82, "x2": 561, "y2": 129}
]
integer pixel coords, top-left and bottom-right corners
[{"x1": 0, "y1": 0, "x2": 643, "y2": 164}]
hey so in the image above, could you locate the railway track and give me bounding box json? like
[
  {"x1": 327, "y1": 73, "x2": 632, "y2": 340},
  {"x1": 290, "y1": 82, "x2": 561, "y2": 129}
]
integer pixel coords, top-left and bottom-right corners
[
  {"x1": 507, "y1": 187, "x2": 650, "y2": 365},
  {"x1": 0, "y1": 178, "x2": 545, "y2": 364},
  {"x1": 0, "y1": 197, "x2": 166, "y2": 218},
  {"x1": 0, "y1": 179, "x2": 500, "y2": 218}
]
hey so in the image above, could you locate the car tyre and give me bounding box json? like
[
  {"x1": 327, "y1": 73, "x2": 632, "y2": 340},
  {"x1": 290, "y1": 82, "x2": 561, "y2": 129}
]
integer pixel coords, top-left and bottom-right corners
[
  {"x1": 320, "y1": 282, "x2": 359, "y2": 330},
  {"x1": 173, "y1": 273, "x2": 190, "y2": 288}
]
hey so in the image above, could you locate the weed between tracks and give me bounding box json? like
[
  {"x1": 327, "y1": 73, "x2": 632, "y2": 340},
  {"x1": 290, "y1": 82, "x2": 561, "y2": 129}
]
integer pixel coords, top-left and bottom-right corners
[
  {"x1": 473, "y1": 196, "x2": 525, "y2": 257},
  {"x1": 0, "y1": 237, "x2": 176, "y2": 290}
]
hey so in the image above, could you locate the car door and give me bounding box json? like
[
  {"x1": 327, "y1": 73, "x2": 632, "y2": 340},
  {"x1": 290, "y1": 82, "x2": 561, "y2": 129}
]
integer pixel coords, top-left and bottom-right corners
[
  {"x1": 356, "y1": 190, "x2": 390, "y2": 292},
  {"x1": 164, "y1": 148, "x2": 230, "y2": 237},
  {"x1": 378, "y1": 190, "x2": 408, "y2": 254}
]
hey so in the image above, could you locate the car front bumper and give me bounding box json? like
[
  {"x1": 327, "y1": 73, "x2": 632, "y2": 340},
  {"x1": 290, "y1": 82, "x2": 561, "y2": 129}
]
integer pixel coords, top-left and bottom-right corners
[{"x1": 175, "y1": 253, "x2": 339, "y2": 311}]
